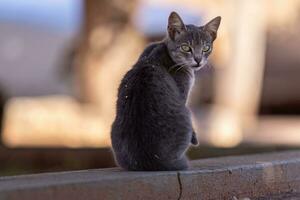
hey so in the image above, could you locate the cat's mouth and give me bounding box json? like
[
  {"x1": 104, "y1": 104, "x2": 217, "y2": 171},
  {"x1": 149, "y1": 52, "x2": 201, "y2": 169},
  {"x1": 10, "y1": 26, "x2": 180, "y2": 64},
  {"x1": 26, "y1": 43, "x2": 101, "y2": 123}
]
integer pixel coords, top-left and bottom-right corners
[
  {"x1": 192, "y1": 60, "x2": 207, "y2": 70},
  {"x1": 192, "y1": 64, "x2": 204, "y2": 71}
]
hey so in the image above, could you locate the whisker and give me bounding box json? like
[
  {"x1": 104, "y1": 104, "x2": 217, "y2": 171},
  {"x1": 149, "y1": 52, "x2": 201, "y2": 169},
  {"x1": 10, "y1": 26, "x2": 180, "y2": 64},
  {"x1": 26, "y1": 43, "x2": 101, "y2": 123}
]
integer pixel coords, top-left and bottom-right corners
[
  {"x1": 168, "y1": 64, "x2": 181, "y2": 72},
  {"x1": 169, "y1": 62, "x2": 194, "y2": 78},
  {"x1": 175, "y1": 65, "x2": 185, "y2": 73},
  {"x1": 180, "y1": 65, "x2": 193, "y2": 78},
  {"x1": 168, "y1": 62, "x2": 187, "y2": 72}
]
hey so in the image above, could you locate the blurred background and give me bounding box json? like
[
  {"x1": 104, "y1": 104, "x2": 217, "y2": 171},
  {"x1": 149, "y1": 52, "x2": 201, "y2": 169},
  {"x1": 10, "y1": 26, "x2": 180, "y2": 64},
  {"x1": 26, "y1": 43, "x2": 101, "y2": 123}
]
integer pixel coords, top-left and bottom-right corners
[{"x1": 0, "y1": 0, "x2": 300, "y2": 176}]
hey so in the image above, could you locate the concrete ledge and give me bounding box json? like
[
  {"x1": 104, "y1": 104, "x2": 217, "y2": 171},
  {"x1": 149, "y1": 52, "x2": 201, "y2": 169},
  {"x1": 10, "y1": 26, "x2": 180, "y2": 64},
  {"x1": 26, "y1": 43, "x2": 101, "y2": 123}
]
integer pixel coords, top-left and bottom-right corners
[{"x1": 0, "y1": 151, "x2": 300, "y2": 200}]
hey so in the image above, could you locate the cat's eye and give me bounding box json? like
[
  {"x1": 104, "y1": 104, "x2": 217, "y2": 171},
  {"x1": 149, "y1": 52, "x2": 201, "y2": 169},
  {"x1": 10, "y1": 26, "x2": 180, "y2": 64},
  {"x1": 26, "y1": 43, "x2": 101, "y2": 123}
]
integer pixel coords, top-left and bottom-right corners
[
  {"x1": 180, "y1": 45, "x2": 191, "y2": 52},
  {"x1": 203, "y1": 45, "x2": 211, "y2": 52}
]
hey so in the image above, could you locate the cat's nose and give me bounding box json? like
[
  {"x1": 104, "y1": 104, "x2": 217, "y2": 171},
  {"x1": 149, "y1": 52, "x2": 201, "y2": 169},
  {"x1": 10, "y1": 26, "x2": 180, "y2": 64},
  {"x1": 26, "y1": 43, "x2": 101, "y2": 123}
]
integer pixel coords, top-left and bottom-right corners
[{"x1": 194, "y1": 57, "x2": 201, "y2": 65}]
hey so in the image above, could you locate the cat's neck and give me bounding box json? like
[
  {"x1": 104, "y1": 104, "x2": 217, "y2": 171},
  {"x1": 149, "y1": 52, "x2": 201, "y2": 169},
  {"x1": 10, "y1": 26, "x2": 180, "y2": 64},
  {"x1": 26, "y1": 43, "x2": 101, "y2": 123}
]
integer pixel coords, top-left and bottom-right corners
[
  {"x1": 172, "y1": 69, "x2": 195, "y2": 102},
  {"x1": 157, "y1": 42, "x2": 195, "y2": 101},
  {"x1": 147, "y1": 42, "x2": 176, "y2": 69},
  {"x1": 141, "y1": 41, "x2": 195, "y2": 102}
]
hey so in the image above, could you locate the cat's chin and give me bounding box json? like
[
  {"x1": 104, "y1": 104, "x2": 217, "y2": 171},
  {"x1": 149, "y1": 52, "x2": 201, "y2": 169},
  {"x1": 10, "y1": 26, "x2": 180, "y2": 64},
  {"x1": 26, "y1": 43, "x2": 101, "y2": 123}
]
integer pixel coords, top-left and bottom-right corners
[{"x1": 192, "y1": 65, "x2": 205, "y2": 71}]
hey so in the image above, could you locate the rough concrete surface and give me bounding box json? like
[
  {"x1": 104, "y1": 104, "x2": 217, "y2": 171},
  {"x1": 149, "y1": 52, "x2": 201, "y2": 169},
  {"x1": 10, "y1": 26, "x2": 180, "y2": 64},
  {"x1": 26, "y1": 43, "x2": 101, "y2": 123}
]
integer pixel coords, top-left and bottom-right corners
[{"x1": 0, "y1": 151, "x2": 300, "y2": 200}]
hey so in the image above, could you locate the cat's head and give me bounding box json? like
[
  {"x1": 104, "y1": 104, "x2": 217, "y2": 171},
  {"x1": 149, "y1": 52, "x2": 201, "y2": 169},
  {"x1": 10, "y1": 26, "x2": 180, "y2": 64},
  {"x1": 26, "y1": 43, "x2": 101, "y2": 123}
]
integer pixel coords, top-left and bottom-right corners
[{"x1": 166, "y1": 11, "x2": 221, "y2": 71}]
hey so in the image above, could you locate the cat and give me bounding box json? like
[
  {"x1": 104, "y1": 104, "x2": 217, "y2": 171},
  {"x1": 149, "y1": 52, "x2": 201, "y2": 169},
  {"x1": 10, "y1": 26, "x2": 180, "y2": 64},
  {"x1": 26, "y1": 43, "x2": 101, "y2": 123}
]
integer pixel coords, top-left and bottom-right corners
[{"x1": 111, "y1": 11, "x2": 221, "y2": 171}]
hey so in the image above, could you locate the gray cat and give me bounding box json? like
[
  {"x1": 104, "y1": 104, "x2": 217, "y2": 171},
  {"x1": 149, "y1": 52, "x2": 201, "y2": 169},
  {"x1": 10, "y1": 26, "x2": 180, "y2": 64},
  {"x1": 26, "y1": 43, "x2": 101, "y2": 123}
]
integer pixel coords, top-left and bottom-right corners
[{"x1": 111, "y1": 12, "x2": 221, "y2": 171}]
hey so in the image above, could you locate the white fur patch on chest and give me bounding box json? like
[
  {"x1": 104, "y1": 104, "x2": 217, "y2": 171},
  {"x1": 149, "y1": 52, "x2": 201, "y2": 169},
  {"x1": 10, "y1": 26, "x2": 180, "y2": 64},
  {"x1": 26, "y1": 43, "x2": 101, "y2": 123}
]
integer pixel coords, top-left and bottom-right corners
[{"x1": 187, "y1": 72, "x2": 195, "y2": 103}]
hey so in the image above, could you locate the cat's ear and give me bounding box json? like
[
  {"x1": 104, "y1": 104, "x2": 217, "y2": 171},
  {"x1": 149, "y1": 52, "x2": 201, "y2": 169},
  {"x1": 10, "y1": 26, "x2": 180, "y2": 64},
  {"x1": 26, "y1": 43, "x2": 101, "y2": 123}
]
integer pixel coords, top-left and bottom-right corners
[
  {"x1": 168, "y1": 11, "x2": 186, "y2": 40},
  {"x1": 203, "y1": 16, "x2": 221, "y2": 41}
]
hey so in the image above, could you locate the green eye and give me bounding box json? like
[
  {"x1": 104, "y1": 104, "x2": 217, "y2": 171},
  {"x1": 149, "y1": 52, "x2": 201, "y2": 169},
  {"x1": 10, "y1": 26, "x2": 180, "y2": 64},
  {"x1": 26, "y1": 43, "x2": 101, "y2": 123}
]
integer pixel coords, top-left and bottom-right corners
[
  {"x1": 180, "y1": 45, "x2": 191, "y2": 52},
  {"x1": 203, "y1": 45, "x2": 211, "y2": 52}
]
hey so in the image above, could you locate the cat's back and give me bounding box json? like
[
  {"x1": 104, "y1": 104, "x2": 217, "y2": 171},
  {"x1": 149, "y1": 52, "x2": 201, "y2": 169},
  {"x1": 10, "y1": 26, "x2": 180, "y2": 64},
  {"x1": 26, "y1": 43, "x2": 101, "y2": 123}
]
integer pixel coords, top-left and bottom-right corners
[
  {"x1": 124, "y1": 42, "x2": 177, "y2": 94},
  {"x1": 117, "y1": 59, "x2": 179, "y2": 112}
]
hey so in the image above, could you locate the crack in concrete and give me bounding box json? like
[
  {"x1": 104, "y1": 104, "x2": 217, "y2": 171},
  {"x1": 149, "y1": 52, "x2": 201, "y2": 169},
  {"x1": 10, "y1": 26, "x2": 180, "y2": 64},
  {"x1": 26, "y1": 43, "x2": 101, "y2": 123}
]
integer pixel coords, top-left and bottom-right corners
[{"x1": 177, "y1": 172, "x2": 183, "y2": 200}]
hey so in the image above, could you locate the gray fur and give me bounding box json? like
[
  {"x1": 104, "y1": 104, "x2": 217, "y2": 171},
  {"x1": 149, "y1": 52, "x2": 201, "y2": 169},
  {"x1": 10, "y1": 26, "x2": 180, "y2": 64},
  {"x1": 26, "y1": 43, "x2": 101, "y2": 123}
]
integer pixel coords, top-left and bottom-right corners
[{"x1": 111, "y1": 12, "x2": 221, "y2": 171}]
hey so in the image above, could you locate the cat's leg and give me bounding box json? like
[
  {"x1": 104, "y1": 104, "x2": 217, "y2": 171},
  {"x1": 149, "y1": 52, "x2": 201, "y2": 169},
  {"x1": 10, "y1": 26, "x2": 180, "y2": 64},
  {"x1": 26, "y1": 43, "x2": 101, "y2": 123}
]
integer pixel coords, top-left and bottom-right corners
[{"x1": 191, "y1": 130, "x2": 199, "y2": 145}]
